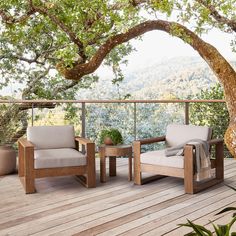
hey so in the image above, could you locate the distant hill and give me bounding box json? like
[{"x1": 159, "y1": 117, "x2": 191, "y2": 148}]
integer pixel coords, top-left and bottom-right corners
[{"x1": 77, "y1": 57, "x2": 235, "y2": 99}]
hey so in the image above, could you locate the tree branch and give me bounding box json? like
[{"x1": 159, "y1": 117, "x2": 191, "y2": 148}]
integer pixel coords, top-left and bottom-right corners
[
  {"x1": 196, "y1": 0, "x2": 236, "y2": 32},
  {"x1": 109, "y1": 0, "x2": 149, "y2": 10},
  {"x1": 22, "y1": 67, "x2": 51, "y2": 99},
  {"x1": 31, "y1": 4, "x2": 87, "y2": 62},
  {"x1": 0, "y1": 8, "x2": 36, "y2": 24},
  {"x1": 57, "y1": 20, "x2": 167, "y2": 80},
  {"x1": 9, "y1": 115, "x2": 28, "y2": 144},
  {"x1": 0, "y1": 1, "x2": 87, "y2": 62},
  {"x1": 56, "y1": 19, "x2": 236, "y2": 116},
  {"x1": 0, "y1": 54, "x2": 45, "y2": 65},
  {"x1": 51, "y1": 81, "x2": 79, "y2": 96}
]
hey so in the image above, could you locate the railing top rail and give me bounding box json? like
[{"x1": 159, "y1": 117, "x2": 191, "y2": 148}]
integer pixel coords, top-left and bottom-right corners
[{"x1": 0, "y1": 99, "x2": 225, "y2": 104}]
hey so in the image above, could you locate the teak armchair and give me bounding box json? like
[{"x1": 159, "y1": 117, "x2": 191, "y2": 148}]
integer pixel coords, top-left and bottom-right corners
[
  {"x1": 133, "y1": 124, "x2": 224, "y2": 194},
  {"x1": 18, "y1": 125, "x2": 96, "y2": 194}
]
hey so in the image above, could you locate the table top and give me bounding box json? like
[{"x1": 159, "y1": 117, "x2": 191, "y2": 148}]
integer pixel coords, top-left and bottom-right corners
[
  {"x1": 100, "y1": 144, "x2": 132, "y2": 156},
  {"x1": 100, "y1": 144, "x2": 132, "y2": 149}
]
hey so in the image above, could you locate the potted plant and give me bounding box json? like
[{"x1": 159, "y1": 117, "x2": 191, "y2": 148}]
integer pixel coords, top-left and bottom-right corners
[
  {"x1": 99, "y1": 128, "x2": 123, "y2": 146},
  {"x1": 0, "y1": 117, "x2": 16, "y2": 176}
]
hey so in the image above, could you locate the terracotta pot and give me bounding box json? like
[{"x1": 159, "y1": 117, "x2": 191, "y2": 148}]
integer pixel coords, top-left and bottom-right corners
[
  {"x1": 0, "y1": 145, "x2": 16, "y2": 175},
  {"x1": 104, "y1": 137, "x2": 113, "y2": 145}
]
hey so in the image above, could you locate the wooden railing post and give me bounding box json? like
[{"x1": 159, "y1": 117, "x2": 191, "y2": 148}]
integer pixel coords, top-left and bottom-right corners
[
  {"x1": 134, "y1": 102, "x2": 137, "y2": 140},
  {"x1": 81, "y1": 102, "x2": 86, "y2": 138},
  {"x1": 185, "y1": 102, "x2": 189, "y2": 125},
  {"x1": 31, "y1": 103, "x2": 34, "y2": 126},
  {"x1": 81, "y1": 102, "x2": 86, "y2": 153}
]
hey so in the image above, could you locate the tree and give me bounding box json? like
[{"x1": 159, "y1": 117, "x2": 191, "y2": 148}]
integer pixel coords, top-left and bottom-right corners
[
  {"x1": 190, "y1": 83, "x2": 231, "y2": 157},
  {"x1": 0, "y1": 0, "x2": 236, "y2": 156}
]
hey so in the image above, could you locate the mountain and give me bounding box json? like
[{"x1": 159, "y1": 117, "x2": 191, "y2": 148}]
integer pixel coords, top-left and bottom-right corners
[{"x1": 76, "y1": 57, "x2": 235, "y2": 100}]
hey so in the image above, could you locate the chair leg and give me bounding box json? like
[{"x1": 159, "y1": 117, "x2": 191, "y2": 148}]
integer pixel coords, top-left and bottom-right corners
[
  {"x1": 24, "y1": 147, "x2": 36, "y2": 194},
  {"x1": 25, "y1": 176, "x2": 36, "y2": 194},
  {"x1": 134, "y1": 171, "x2": 142, "y2": 185},
  {"x1": 184, "y1": 145, "x2": 194, "y2": 194},
  {"x1": 86, "y1": 143, "x2": 96, "y2": 188},
  {"x1": 215, "y1": 142, "x2": 224, "y2": 181},
  {"x1": 87, "y1": 170, "x2": 96, "y2": 188},
  {"x1": 134, "y1": 141, "x2": 142, "y2": 185},
  {"x1": 18, "y1": 143, "x2": 24, "y2": 178}
]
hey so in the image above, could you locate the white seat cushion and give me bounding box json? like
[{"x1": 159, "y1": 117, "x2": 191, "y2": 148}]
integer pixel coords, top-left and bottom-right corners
[
  {"x1": 140, "y1": 149, "x2": 184, "y2": 168},
  {"x1": 166, "y1": 124, "x2": 211, "y2": 147},
  {"x1": 27, "y1": 125, "x2": 75, "y2": 149},
  {"x1": 34, "y1": 148, "x2": 86, "y2": 169}
]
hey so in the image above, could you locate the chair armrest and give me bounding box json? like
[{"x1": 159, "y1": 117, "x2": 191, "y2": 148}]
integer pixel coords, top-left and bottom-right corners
[
  {"x1": 75, "y1": 137, "x2": 94, "y2": 145},
  {"x1": 183, "y1": 139, "x2": 223, "y2": 149},
  {"x1": 208, "y1": 138, "x2": 223, "y2": 146},
  {"x1": 18, "y1": 138, "x2": 34, "y2": 148},
  {"x1": 135, "y1": 136, "x2": 166, "y2": 145}
]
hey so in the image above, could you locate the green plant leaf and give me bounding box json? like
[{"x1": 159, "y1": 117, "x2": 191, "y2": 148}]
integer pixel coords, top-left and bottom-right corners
[
  {"x1": 229, "y1": 216, "x2": 236, "y2": 229},
  {"x1": 217, "y1": 224, "x2": 228, "y2": 235},
  {"x1": 212, "y1": 223, "x2": 221, "y2": 236},
  {"x1": 185, "y1": 232, "x2": 198, "y2": 236},
  {"x1": 217, "y1": 208, "x2": 236, "y2": 215},
  {"x1": 98, "y1": 128, "x2": 123, "y2": 145},
  {"x1": 180, "y1": 220, "x2": 212, "y2": 236}
]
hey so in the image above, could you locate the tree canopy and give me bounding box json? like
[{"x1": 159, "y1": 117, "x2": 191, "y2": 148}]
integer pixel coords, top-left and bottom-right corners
[
  {"x1": 1, "y1": 0, "x2": 235, "y2": 81},
  {"x1": 1, "y1": 0, "x2": 236, "y2": 156}
]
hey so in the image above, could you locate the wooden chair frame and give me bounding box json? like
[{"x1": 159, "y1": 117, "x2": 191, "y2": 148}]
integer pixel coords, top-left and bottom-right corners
[
  {"x1": 133, "y1": 136, "x2": 224, "y2": 194},
  {"x1": 18, "y1": 137, "x2": 96, "y2": 194}
]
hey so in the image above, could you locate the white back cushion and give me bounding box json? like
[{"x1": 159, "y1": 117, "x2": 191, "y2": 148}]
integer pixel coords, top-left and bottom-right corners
[
  {"x1": 27, "y1": 125, "x2": 75, "y2": 149},
  {"x1": 165, "y1": 124, "x2": 211, "y2": 147}
]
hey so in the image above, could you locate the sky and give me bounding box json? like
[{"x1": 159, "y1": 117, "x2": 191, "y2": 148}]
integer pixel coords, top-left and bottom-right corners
[
  {"x1": 97, "y1": 27, "x2": 235, "y2": 76},
  {"x1": 2, "y1": 23, "x2": 236, "y2": 97}
]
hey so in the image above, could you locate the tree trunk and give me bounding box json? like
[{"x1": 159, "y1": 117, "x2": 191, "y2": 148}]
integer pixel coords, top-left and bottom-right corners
[
  {"x1": 173, "y1": 25, "x2": 236, "y2": 158},
  {"x1": 57, "y1": 20, "x2": 236, "y2": 157}
]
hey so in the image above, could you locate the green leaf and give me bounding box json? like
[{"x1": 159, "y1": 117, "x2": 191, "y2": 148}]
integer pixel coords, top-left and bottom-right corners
[
  {"x1": 185, "y1": 232, "x2": 198, "y2": 236},
  {"x1": 217, "y1": 208, "x2": 236, "y2": 215},
  {"x1": 180, "y1": 220, "x2": 212, "y2": 236},
  {"x1": 212, "y1": 223, "x2": 221, "y2": 236}
]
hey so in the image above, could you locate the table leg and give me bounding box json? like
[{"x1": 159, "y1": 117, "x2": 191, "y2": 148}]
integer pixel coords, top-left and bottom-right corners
[
  {"x1": 128, "y1": 155, "x2": 132, "y2": 181},
  {"x1": 100, "y1": 147, "x2": 106, "y2": 183},
  {"x1": 109, "y1": 156, "x2": 116, "y2": 176}
]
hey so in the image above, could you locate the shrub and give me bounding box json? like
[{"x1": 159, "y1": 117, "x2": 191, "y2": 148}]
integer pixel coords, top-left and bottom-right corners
[{"x1": 190, "y1": 83, "x2": 231, "y2": 157}]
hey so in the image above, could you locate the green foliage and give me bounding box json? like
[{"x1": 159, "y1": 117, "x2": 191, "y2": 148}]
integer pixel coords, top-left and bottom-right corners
[
  {"x1": 0, "y1": 1, "x2": 140, "y2": 142},
  {"x1": 170, "y1": 23, "x2": 192, "y2": 44},
  {"x1": 150, "y1": 0, "x2": 174, "y2": 16},
  {"x1": 175, "y1": 0, "x2": 236, "y2": 50},
  {"x1": 0, "y1": 0, "x2": 235, "y2": 144},
  {"x1": 98, "y1": 128, "x2": 123, "y2": 145},
  {"x1": 0, "y1": 102, "x2": 26, "y2": 145},
  {"x1": 180, "y1": 218, "x2": 236, "y2": 236},
  {"x1": 189, "y1": 83, "x2": 231, "y2": 157},
  {"x1": 180, "y1": 185, "x2": 236, "y2": 236}
]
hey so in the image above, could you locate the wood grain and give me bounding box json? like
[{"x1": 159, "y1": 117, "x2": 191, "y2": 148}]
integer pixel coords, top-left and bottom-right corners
[{"x1": 0, "y1": 159, "x2": 235, "y2": 236}]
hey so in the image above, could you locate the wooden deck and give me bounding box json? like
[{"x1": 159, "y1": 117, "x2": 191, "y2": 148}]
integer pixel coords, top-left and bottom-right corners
[{"x1": 0, "y1": 158, "x2": 236, "y2": 236}]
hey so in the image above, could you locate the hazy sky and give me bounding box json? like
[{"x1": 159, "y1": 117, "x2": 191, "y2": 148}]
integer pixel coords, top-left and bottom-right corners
[
  {"x1": 3, "y1": 24, "x2": 236, "y2": 97},
  {"x1": 97, "y1": 28, "x2": 235, "y2": 76}
]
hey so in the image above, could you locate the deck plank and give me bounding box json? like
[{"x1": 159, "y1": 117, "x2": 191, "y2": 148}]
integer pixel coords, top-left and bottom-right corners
[{"x1": 0, "y1": 158, "x2": 235, "y2": 236}]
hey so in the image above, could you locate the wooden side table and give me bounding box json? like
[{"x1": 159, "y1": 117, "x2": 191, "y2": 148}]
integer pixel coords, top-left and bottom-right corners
[{"x1": 99, "y1": 144, "x2": 132, "y2": 182}]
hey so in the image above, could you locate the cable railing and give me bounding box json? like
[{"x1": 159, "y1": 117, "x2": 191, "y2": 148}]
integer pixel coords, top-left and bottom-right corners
[
  {"x1": 0, "y1": 99, "x2": 226, "y2": 131},
  {"x1": 0, "y1": 99, "x2": 227, "y2": 152}
]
